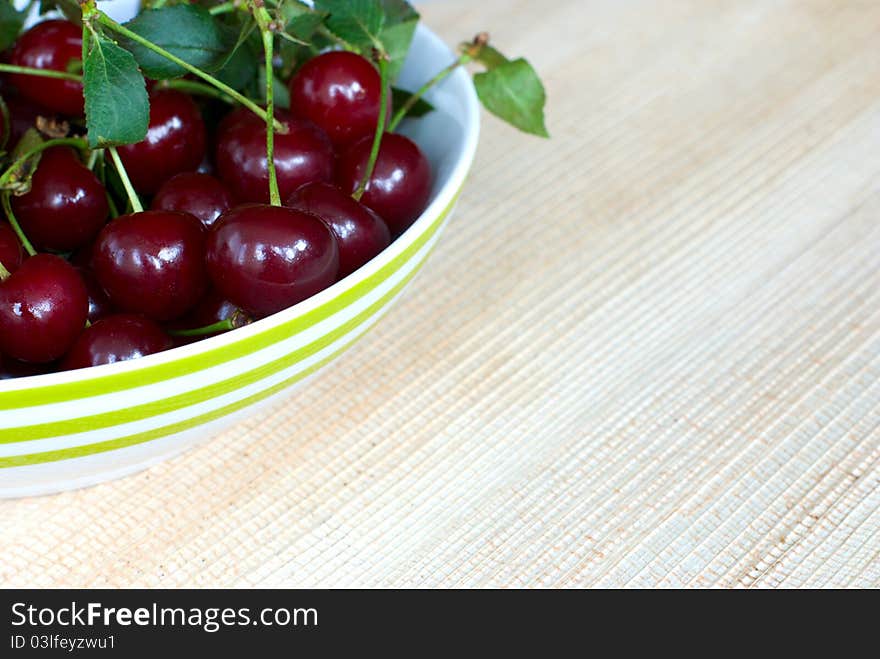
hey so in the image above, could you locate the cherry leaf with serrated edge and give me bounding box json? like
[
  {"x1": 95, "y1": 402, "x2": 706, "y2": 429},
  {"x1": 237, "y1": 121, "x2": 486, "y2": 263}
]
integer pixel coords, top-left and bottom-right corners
[
  {"x1": 380, "y1": 0, "x2": 419, "y2": 80},
  {"x1": 121, "y1": 5, "x2": 227, "y2": 79},
  {"x1": 83, "y1": 34, "x2": 149, "y2": 148},
  {"x1": 473, "y1": 58, "x2": 549, "y2": 137},
  {"x1": 314, "y1": 0, "x2": 386, "y2": 50}
]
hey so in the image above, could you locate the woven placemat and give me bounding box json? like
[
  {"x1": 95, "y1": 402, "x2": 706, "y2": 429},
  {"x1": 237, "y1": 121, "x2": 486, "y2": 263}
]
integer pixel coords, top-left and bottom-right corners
[{"x1": 1, "y1": 0, "x2": 878, "y2": 588}]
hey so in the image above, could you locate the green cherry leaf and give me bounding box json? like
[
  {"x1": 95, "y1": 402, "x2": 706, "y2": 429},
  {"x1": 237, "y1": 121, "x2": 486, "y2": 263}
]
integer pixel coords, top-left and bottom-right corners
[
  {"x1": 473, "y1": 58, "x2": 549, "y2": 137},
  {"x1": 0, "y1": 2, "x2": 27, "y2": 52},
  {"x1": 315, "y1": 0, "x2": 386, "y2": 50},
  {"x1": 379, "y1": 0, "x2": 419, "y2": 80},
  {"x1": 471, "y1": 44, "x2": 509, "y2": 70},
  {"x1": 390, "y1": 86, "x2": 434, "y2": 119},
  {"x1": 83, "y1": 34, "x2": 149, "y2": 149},
  {"x1": 121, "y1": 5, "x2": 227, "y2": 79},
  {"x1": 2, "y1": 128, "x2": 44, "y2": 195},
  {"x1": 214, "y1": 18, "x2": 260, "y2": 91},
  {"x1": 279, "y1": 0, "x2": 327, "y2": 41}
]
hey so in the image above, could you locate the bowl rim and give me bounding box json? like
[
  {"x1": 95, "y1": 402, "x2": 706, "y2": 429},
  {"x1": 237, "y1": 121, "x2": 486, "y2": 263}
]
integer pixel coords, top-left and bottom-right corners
[{"x1": 0, "y1": 23, "x2": 480, "y2": 395}]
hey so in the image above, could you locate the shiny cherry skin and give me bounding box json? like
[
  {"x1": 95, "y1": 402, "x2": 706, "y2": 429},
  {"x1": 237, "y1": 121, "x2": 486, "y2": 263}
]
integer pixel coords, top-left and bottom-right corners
[
  {"x1": 151, "y1": 172, "x2": 234, "y2": 229},
  {"x1": 0, "y1": 254, "x2": 87, "y2": 363},
  {"x1": 215, "y1": 108, "x2": 334, "y2": 203},
  {"x1": 76, "y1": 267, "x2": 114, "y2": 324},
  {"x1": 336, "y1": 133, "x2": 432, "y2": 236},
  {"x1": 206, "y1": 204, "x2": 339, "y2": 317},
  {"x1": 286, "y1": 182, "x2": 390, "y2": 278},
  {"x1": 288, "y1": 51, "x2": 382, "y2": 149},
  {"x1": 12, "y1": 147, "x2": 109, "y2": 252},
  {"x1": 117, "y1": 90, "x2": 207, "y2": 194},
  {"x1": 60, "y1": 314, "x2": 172, "y2": 371},
  {"x1": 9, "y1": 20, "x2": 84, "y2": 116},
  {"x1": 0, "y1": 222, "x2": 23, "y2": 274},
  {"x1": 93, "y1": 210, "x2": 209, "y2": 322}
]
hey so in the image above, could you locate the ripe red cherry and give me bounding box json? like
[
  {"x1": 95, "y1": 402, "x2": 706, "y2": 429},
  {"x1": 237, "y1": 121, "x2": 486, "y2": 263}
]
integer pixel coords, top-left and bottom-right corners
[
  {"x1": 0, "y1": 222, "x2": 24, "y2": 274},
  {"x1": 93, "y1": 210, "x2": 209, "y2": 321},
  {"x1": 0, "y1": 254, "x2": 87, "y2": 363},
  {"x1": 76, "y1": 267, "x2": 114, "y2": 324},
  {"x1": 11, "y1": 147, "x2": 109, "y2": 252},
  {"x1": 286, "y1": 182, "x2": 390, "y2": 278},
  {"x1": 117, "y1": 90, "x2": 207, "y2": 194},
  {"x1": 215, "y1": 109, "x2": 334, "y2": 203},
  {"x1": 151, "y1": 172, "x2": 234, "y2": 229},
  {"x1": 60, "y1": 314, "x2": 171, "y2": 371},
  {"x1": 9, "y1": 20, "x2": 83, "y2": 116},
  {"x1": 206, "y1": 204, "x2": 339, "y2": 317},
  {"x1": 288, "y1": 51, "x2": 382, "y2": 149},
  {"x1": 4, "y1": 92, "x2": 54, "y2": 147},
  {"x1": 0, "y1": 353, "x2": 52, "y2": 379},
  {"x1": 336, "y1": 133, "x2": 432, "y2": 236}
]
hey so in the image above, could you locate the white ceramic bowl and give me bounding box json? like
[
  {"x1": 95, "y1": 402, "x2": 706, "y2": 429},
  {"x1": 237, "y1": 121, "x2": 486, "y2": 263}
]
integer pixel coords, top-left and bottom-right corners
[{"x1": 0, "y1": 24, "x2": 480, "y2": 497}]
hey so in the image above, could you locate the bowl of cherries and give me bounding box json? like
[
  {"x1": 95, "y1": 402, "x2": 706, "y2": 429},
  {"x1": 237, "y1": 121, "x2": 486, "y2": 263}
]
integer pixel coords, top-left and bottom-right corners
[{"x1": 0, "y1": 0, "x2": 547, "y2": 496}]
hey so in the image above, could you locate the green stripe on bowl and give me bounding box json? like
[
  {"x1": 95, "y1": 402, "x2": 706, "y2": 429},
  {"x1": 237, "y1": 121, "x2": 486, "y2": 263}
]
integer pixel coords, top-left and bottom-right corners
[
  {"x1": 0, "y1": 227, "x2": 443, "y2": 468},
  {"x1": 0, "y1": 188, "x2": 460, "y2": 411}
]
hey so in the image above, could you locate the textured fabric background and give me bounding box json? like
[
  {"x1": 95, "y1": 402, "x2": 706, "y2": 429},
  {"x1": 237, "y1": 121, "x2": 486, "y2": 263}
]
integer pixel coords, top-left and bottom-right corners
[{"x1": 2, "y1": 0, "x2": 879, "y2": 588}]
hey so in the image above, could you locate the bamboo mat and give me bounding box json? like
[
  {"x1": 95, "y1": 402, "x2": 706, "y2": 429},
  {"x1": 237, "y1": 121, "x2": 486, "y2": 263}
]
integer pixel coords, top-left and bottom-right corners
[{"x1": 2, "y1": 0, "x2": 879, "y2": 588}]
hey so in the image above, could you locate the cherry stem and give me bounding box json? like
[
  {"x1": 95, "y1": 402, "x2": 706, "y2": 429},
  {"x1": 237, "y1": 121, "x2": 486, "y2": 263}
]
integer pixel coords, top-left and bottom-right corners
[
  {"x1": 210, "y1": 1, "x2": 240, "y2": 15},
  {"x1": 249, "y1": 0, "x2": 281, "y2": 206},
  {"x1": 107, "y1": 147, "x2": 143, "y2": 214},
  {"x1": 0, "y1": 137, "x2": 89, "y2": 189},
  {"x1": 0, "y1": 63, "x2": 82, "y2": 82},
  {"x1": 0, "y1": 260, "x2": 10, "y2": 282},
  {"x1": 354, "y1": 54, "x2": 389, "y2": 202},
  {"x1": 388, "y1": 53, "x2": 472, "y2": 132},
  {"x1": 158, "y1": 79, "x2": 236, "y2": 105},
  {"x1": 167, "y1": 311, "x2": 251, "y2": 337},
  {"x1": 1, "y1": 193, "x2": 37, "y2": 257},
  {"x1": 93, "y1": 11, "x2": 285, "y2": 133}
]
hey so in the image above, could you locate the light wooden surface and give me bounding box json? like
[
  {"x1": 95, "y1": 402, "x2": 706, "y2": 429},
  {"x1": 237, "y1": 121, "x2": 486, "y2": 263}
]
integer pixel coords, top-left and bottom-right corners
[{"x1": 2, "y1": 0, "x2": 879, "y2": 588}]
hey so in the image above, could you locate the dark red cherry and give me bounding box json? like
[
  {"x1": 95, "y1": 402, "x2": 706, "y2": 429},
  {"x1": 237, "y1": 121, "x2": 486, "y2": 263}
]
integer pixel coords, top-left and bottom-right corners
[
  {"x1": 6, "y1": 93, "x2": 40, "y2": 147},
  {"x1": 286, "y1": 182, "x2": 390, "y2": 278},
  {"x1": 117, "y1": 90, "x2": 207, "y2": 194},
  {"x1": 0, "y1": 221, "x2": 23, "y2": 274},
  {"x1": 336, "y1": 133, "x2": 432, "y2": 236},
  {"x1": 11, "y1": 147, "x2": 109, "y2": 252},
  {"x1": 288, "y1": 51, "x2": 383, "y2": 149},
  {"x1": 206, "y1": 204, "x2": 339, "y2": 317},
  {"x1": 60, "y1": 314, "x2": 172, "y2": 371},
  {"x1": 93, "y1": 210, "x2": 209, "y2": 321},
  {"x1": 0, "y1": 353, "x2": 53, "y2": 379},
  {"x1": 9, "y1": 20, "x2": 83, "y2": 116},
  {"x1": 0, "y1": 254, "x2": 87, "y2": 363},
  {"x1": 76, "y1": 267, "x2": 114, "y2": 324},
  {"x1": 215, "y1": 109, "x2": 334, "y2": 203},
  {"x1": 151, "y1": 172, "x2": 234, "y2": 229}
]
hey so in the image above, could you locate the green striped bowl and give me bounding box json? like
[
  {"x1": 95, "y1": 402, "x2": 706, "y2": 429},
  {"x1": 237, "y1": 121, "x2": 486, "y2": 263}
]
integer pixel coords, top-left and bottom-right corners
[{"x1": 0, "y1": 25, "x2": 480, "y2": 497}]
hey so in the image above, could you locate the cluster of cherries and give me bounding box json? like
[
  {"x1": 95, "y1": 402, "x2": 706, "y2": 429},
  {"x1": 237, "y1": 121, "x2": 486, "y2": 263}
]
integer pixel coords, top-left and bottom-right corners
[{"x1": 0, "y1": 19, "x2": 432, "y2": 378}]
